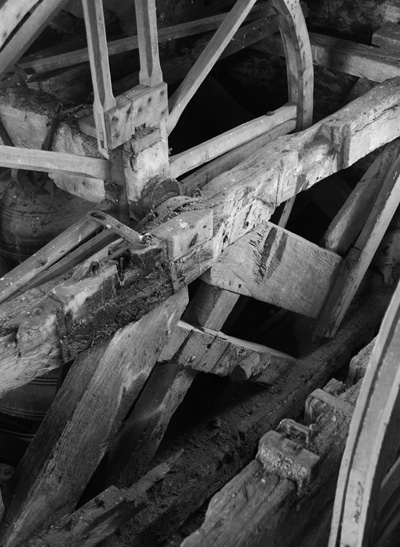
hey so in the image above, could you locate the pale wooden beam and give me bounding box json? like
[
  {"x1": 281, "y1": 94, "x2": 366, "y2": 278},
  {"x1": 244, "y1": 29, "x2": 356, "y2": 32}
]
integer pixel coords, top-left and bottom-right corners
[
  {"x1": 0, "y1": 290, "x2": 188, "y2": 547},
  {"x1": 202, "y1": 221, "x2": 341, "y2": 318},
  {"x1": 322, "y1": 143, "x2": 398, "y2": 254},
  {"x1": 134, "y1": 0, "x2": 163, "y2": 87},
  {"x1": 82, "y1": 0, "x2": 116, "y2": 159},
  {"x1": 0, "y1": 145, "x2": 110, "y2": 179},
  {"x1": 314, "y1": 153, "x2": 400, "y2": 339},
  {"x1": 0, "y1": 0, "x2": 71, "y2": 77},
  {"x1": 167, "y1": 0, "x2": 258, "y2": 135},
  {"x1": 170, "y1": 104, "x2": 297, "y2": 178},
  {"x1": 0, "y1": 0, "x2": 41, "y2": 49}
]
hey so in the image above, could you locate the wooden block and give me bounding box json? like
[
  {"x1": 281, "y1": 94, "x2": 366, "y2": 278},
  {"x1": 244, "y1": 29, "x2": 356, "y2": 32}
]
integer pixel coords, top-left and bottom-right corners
[
  {"x1": 257, "y1": 430, "x2": 320, "y2": 494},
  {"x1": 202, "y1": 221, "x2": 342, "y2": 318},
  {"x1": 372, "y1": 23, "x2": 400, "y2": 51},
  {"x1": 0, "y1": 290, "x2": 188, "y2": 547},
  {"x1": 347, "y1": 337, "x2": 376, "y2": 385},
  {"x1": 151, "y1": 209, "x2": 214, "y2": 261}
]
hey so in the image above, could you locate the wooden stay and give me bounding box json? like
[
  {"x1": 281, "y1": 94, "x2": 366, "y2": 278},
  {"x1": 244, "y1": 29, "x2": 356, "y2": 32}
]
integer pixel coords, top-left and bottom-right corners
[{"x1": 0, "y1": 1, "x2": 399, "y2": 546}]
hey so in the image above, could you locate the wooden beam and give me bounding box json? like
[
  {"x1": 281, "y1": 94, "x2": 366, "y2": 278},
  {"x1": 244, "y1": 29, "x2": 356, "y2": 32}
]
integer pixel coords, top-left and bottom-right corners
[
  {"x1": 202, "y1": 221, "x2": 342, "y2": 318},
  {"x1": 19, "y1": 5, "x2": 274, "y2": 74},
  {"x1": 160, "y1": 320, "x2": 296, "y2": 380},
  {"x1": 181, "y1": 379, "x2": 360, "y2": 547},
  {"x1": 167, "y1": 0, "x2": 258, "y2": 135},
  {"x1": 0, "y1": 0, "x2": 71, "y2": 77},
  {"x1": 314, "y1": 153, "x2": 400, "y2": 339},
  {"x1": 170, "y1": 104, "x2": 297, "y2": 178},
  {"x1": 181, "y1": 118, "x2": 296, "y2": 195},
  {"x1": 0, "y1": 144, "x2": 110, "y2": 179},
  {"x1": 26, "y1": 459, "x2": 175, "y2": 547},
  {"x1": 0, "y1": 215, "x2": 101, "y2": 305},
  {"x1": 82, "y1": 0, "x2": 116, "y2": 159},
  {"x1": 0, "y1": 290, "x2": 188, "y2": 547},
  {"x1": 0, "y1": 0, "x2": 41, "y2": 49},
  {"x1": 1, "y1": 79, "x2": 400, "y2": 394},
  {"x1": 322, "y1": 142, "x2": 399, "y2": 254},
  {"x1": 253, "y1": 31, "x2": 400, "y2": 83},
  {"x1": 134, "y1": 0, "x2": 163, "y2": 87}
]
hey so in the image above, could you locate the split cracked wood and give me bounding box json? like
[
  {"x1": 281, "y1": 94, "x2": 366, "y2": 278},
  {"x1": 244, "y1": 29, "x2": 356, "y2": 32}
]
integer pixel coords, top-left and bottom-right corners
[
  {"x1": 1, "y1": 78, "x2": 400, "y2": 397},
  {"x1": 0, "y1": 289, "x2": 188, "y2": 547}
]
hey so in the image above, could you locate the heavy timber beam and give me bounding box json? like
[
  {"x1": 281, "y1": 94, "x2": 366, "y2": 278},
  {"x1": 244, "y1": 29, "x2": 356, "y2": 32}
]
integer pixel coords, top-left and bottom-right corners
[
  {"x1": 0, "y1": 290, "x2": 188, "y2": 547},
  {"x1": 1, "y1": 78, "x2": 400, "y2": 397},
  {"x1": 202, "y1": 221, "x2": 341, "y2": 318}
]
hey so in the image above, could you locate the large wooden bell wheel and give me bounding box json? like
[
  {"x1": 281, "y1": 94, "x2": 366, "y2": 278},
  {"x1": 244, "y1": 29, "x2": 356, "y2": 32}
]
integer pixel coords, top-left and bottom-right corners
[
  {"x1": 329, "y1": 268, "x2": 400, "y2": 547},
  {"x1": 0, "y1": 0, "x2": 313, "y2": 225}
]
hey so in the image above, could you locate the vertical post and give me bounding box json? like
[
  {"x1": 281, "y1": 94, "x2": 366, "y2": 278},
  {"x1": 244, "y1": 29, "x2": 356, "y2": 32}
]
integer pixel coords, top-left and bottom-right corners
[
  {"x1": 82, "y1": 0, "x2": 116, "y2": 159},
  {"x1": 134, "y1": 0, "x2": 163, "y2": 87}
]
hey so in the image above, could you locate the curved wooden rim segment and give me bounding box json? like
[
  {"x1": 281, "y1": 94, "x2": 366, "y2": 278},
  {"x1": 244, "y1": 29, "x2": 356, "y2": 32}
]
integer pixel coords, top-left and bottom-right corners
[{"x1": 329, "y1": 271, "x2": 400, "y2": 547}]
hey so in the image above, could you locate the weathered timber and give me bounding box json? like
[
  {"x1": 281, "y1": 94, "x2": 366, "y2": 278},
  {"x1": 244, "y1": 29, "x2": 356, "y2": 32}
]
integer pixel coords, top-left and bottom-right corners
[
  {"x1": 202, "y1": 221, "x2": 341, "y2": 318},
  {"x1": 0, "y1": 290, "x2": 188, "y2": 547},
  {"x1": 347, "y1": 337, "x2": 376, "y2": 386},
  {"x1": 321, "y1": 143, "x2": 400, "y2": 254},
  {"x1": 253, "y1": 32, "x2": 400, "y2": 83},
  {"x1": 170, "y1": 104, "x2": 297, "y2": 179},
  {"x1": 18, "y1": 5, "x2": 275, "y2": 74},
  {"x1": 0, "y1": 215, "x2": 101, "y2": 305},
  {"x1": 314, "y1": 152, "x2": 400, "y2": 339},
  {"x1": 106, "y1": 267, "x2": 242, "y2": 487},
  {"x1": 0, "y1": 88, "x2": 105, "y2": 202},
  {"x1": 103, "y1": 277, "x2": 388, "y2": 547},
  {"x1": 0, "y1": 144, "x2": 110, "y2": 179},
  {"x1": 181, "y1": 119, "x2": 296, "y2": 196},
  {"x1": 0, "y1": 0, "x2": 41, "y2": 49},
  {"x1": 159, "y1": 320, "x2": 296, "y2": 380},
  {"x1": 0, "y1": 0, "x2": 72, "y2": 77},
  {"x1": 181, "y1": 379, "x2": 360, "y2": 547},
  {"x1": 25, "y1": 459, "x2": 174, "y2": 547},
  {"x1": 1, "y1": 79, "x2": 400, "y2": 396},
  {"x1": 373, "y1": 23, "x2": 400, "y2": 51},
  {"x1": 167, "y1": 0, "x2": 258, "y2": 134}
]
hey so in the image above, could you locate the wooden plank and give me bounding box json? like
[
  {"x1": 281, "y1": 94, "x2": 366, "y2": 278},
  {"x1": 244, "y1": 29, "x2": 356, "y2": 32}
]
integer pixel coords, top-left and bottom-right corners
[
  {"x1": 0, "y1": 290, "x2": 188, "y2": 547},
  {"x1": 1, "y1": 80, "x2": 400, "y2": 394},
  {"x1": 0, "y1": 0, "x2": 71, "y2": 77},
  {"x1": 314, "y1": 153, "x2": 400, "y2": 339},
  {"x1": 322, "y1": 142, "x2": 399, "y2": 254},
  {"x1": 0, "y1": 144, "x2": 110, "y2": 179},
  {"x1": 167, "y1": 0, "x2": 258, "y2": 134},
  {"x1": 160, "y1": 320, "x2": 296, "y2": 380},
  {"x1": 253, "y1": 31, "x2": 400, "y2": 83},
  {"x1": 19, "y1": 5, "x2": 274, "y2": 74},
  {"x1": 134, "y1": 0, "x2": 163, "y2": 87},
  {"x1": 170, "y1": 104, "x2": 297, "y2": 179},
  {"x1": 25, "y1": 459, "x2": 175, "y2": 547},
  {"x1": 0, "y1": 0, "x2": 41, "y2": 49},
  {"x1": 203, "y1": 221, "x2": 342, "y2": 318}
]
